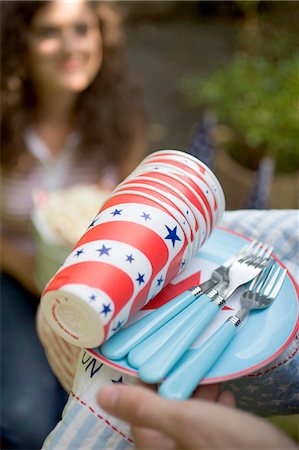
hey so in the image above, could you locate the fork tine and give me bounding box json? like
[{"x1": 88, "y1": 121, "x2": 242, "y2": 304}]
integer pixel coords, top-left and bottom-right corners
[
  {"x1": 256, "y1": 264, "x2": 277, "y2": 294},
  {"x1": 255, "y1": 243, "x2": 272, "y2": 260},
  {"x1": 239, "y1": 240, "x2": 258, "y2": 260},
  {"x1": 263, "y1": 245, "x2": 273, "y2": 259},
  {"x1": 238, "y1": 244, "x2": 256, "y2": 263},
  {"x1": 266, "y1": 267, "x2": 287, "y2": 298},
  {"x1": 254, "y1": 242, "x2": 266, "y2": 259},
  {"x1": 257, "y1": 245, "x2": 273, "y2": 268},
  {"x1": 222, "y1": 240, "x2": 258, "y2": 268},
  {"x1": 249, "y1": 243, "x2": 272, "y2": 268},
  {"x1": 247, "y1": 239, "x2": 257, "y2": 251},
  {"x1": 263, "y1": 245, "x2": 273, "y2": 261},
  {"x1": 250, "y1": 264, "x2": 272, "y2": 293},
  {"x1": 239, "y1": 241, "x2": 262, "y2": 263},
  {"x1": 246, "y1": 240, "x2": 258, "y2": 255},
  {"x1": 241, "y1": 242, "x2": 272, "y2": 268},
  {"x1": 252, "y1": 265, "x2": 286, "y2": 297},
  {"x1": 250, "y1": 240, "x2": 262, "y2": 257}
]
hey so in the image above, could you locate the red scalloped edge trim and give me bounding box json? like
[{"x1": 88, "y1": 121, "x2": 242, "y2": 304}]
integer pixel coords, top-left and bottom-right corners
[
  {"x1": 247, "y1": 335, "x2": 299, "y2": 377},
  {"x1": 70, "y1": 391, "x2": 134, "y2": 444}
]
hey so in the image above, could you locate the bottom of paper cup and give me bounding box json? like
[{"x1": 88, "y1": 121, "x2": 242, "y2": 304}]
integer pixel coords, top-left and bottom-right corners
[{"x1": 41, "y1": 290, "x2": 105, "y2": 348}]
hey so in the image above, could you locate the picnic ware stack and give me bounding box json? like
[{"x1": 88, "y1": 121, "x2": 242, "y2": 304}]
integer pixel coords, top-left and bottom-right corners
[{"x1": 40, "y1": 150, "x2": 225, "y2": 348}]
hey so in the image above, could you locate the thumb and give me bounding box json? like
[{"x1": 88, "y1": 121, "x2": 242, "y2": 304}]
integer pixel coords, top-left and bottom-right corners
[{"x1": 97, "y1": 384, "x2": 184, "y2": 437}]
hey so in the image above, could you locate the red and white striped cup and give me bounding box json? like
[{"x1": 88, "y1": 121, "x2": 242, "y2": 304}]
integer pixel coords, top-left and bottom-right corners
[{"x1": 40, "y1": 150, "x2": 225, "y2": 348}]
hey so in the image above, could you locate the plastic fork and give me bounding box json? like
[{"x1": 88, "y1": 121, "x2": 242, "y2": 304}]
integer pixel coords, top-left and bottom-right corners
[
  {"x1": 159, "y1": 264, "x2": 286, "y2": 400},
  {"x1": 127, "y1": 241, "x2": 269, "y2": 369},
  {"x1": 137, "y1": 242, "x2": 273, "y2": 383},
  {"x1": 100, "y1": 241, "x2": 257, "y2": 360}
]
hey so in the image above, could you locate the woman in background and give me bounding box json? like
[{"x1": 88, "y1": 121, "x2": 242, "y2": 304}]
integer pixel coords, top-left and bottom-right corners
[{"x1": 0, "y1": 1, "x2": 146, "y2": 448}]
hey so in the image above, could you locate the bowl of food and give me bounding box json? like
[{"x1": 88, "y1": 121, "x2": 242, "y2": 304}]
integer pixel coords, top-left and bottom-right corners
[{"x1": 32, "y1": 184, "x2": 109, "y2": 292}]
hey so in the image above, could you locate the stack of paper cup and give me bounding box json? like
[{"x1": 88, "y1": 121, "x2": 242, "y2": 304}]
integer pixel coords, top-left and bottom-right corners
[{"x1": 40, "y1": 150, "x2": 225, "y2": 348}]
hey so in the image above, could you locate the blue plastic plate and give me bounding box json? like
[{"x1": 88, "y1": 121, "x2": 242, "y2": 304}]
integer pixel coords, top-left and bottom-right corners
[{"x1": 89, "y1": 227, "x2": 299, "y2": 383}]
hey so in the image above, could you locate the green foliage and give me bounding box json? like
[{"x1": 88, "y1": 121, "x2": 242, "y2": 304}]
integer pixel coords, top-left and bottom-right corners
[{"x1": 184, "y1": 52, "x2": 299, "y2": 173}]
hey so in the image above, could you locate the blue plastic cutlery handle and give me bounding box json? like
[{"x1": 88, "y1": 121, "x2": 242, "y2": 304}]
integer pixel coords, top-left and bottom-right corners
[
  {"x1": 128, "y1": 294, "x2": 212, "y2": 368},
  {"x1": 101, "y1": 290, "x2": 200, "y2": 360},
  {"x1": 159, "y1": 320, "x2": 237, "y2": 400},
  {"x1": 138, "y1": 298, "x2": 220, "y2": 383}
]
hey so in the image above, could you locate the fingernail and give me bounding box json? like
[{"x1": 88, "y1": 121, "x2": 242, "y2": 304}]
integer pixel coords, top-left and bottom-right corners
[{"x1": 98, "y1": 386, "x2": 119, "y2": 410}]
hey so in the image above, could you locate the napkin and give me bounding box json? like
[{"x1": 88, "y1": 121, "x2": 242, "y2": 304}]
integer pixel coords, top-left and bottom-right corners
[{"x1": 42, "y1": 349, "x2": 136, "y2": 450}]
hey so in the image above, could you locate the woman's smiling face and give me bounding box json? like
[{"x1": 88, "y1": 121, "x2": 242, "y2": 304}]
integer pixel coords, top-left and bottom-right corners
[{"x1": 27, "y1": 0, "x2": 103, "y2": 95}]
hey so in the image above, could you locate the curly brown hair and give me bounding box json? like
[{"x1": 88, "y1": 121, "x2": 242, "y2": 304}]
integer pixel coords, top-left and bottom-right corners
[{"x1": 1, "y1": 1, "x2": 146, "y2": 175}]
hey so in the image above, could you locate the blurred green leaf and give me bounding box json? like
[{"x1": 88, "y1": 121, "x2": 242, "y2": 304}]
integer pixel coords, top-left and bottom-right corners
[{"x1": 183, "y1": 52, "x2": 299, "y2": 173}]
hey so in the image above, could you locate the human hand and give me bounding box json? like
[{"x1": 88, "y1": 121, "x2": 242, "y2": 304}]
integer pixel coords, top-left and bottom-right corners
[
  {"x1": 97, "y1": 384, "x2": 296, "y2": 450},
  {"x1": 192, "y1": 382, "x2": 235, "y2": 404}
]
